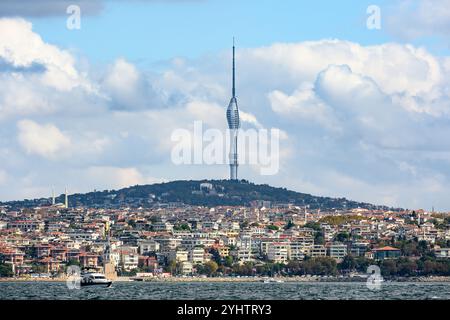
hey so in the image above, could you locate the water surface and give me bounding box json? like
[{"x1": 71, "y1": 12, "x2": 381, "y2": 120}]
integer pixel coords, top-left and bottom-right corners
[{"x1": 0, "y1": 282, "x2": 448, "y2": 300}]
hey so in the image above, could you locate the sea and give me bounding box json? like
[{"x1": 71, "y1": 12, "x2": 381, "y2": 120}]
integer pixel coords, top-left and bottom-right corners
[{"x1": 0, "y1": 281, "x2": 449, "y2": 300}]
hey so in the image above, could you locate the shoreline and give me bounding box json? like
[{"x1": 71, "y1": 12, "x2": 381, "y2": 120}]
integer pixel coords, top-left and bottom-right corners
[{"x1": 1, "y1": 276, "x2": 450, "y2": 283}]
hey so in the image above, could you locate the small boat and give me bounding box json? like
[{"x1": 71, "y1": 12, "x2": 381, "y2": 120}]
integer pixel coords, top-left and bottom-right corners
[
  {"x1": 368, "y1": 277, "x2": 384, "y2": 284},
  {"x1": 80, "y1": 272, "x2": 113, "y2": 288},
  {"x1": 262, "y1": 278, "x2": 284, "y2": 284},
  {"x1": 132, "y1": 277, "x2": 144, "y2": 282}
]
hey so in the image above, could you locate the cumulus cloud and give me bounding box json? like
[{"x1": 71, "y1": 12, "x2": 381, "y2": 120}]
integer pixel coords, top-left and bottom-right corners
[
  {"x1": 268, "y1": 84, "x2": 339, "y2": 132},
  {"x1": 82, "y1": 166, "x2": 164, "y2": 190},
  {"x1": 102, "y1": 58, "x2": 164, "y2": 110},
  {"x1": 17, "y1": 120, "x2": 71, "y2": 159},
  {"x1": 0, "y1": 18, "x2": 86, "y2": 91}
]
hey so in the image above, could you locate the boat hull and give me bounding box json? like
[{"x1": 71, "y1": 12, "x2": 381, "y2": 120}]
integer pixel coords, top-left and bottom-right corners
[{"x1": 80, "y1": 281, "x2": 113, "y2": 288}]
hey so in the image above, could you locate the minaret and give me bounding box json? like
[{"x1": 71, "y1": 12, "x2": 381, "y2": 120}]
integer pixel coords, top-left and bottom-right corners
[
  {"x1": 64, "y1": 187, "x2": 69, "y2": 209},
  {"x1": 226, "y1": 38, "x2": 240, "y2": 181}
]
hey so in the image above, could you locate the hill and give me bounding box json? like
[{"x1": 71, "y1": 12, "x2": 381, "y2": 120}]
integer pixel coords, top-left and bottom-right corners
[{"x1": 0, "y1": 180, "x2": 396, "y2": 211}]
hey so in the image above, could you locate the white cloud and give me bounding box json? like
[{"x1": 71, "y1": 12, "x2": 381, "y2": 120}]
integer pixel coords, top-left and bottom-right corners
[
  {"x1": 0, "y1": 170, "x2": 8, "y2": 185},
  {"x1": 17, "y1": 119, "x2": 71, "y2": 159},
  {"x1": 268, "y1": 83, "x2": 340, "y2": 132},
  {"x1": 83, "y1": 166, "x2": 163, "y2": 190},
  {"x1": 0, "y1": 18, "x2": 86, "y2": 91}
]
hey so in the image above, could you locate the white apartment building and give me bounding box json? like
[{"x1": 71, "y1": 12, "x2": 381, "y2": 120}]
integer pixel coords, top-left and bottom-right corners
[
  {"x1": 267, "y1": 242, "x2": 289, "y2": 263},
  {"x1": 67, "y1": 231, "x2": 100, "y2": 241},
  {"x1": 310, "y1": 245, "x2": 327, "y2": 257},
  {"x1": 181, "y1": 261, "x2": 193, "y2": 275},
  {"x1": 120, "y1": 251, "x2": 139, "y2": 271},
  {"x1": 138, "y1": 239, "x2": 160, "y2": 255},
  {"x1": 152, "y1": 222, "x2": 174, "y2": 232},
  {"x1": 434, "y1": 247, "x2": 450, "y2": 259},
  {"x1": 221, "y1": 221, "x2": 240, "y2": 231},
  {"x1": 289, "y1": 240, "x2": 307, "y2": 261},
  {"x1": 169, "y1": 249, "x2": 189, "y2": 263},
  {"x1": 181, "y1": 238, "x2": 215, "y2": 250},
  {"x1": 155, "y1": 238, "x2": 182, "y2": 253},
  {"x1": 234, "y1": 248, "x2": 253, "y2": 262},
  {"x1": 327, "y1": 243, "x2": 348, "y2": 260},
  {"x1": 189, "y1": 247, "x2": 205, "y2": 264}
]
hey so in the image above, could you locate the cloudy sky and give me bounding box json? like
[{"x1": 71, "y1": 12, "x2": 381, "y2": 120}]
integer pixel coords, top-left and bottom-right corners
[{"x1": 1, "y1": 0, "x2": 450, "y2": 210}]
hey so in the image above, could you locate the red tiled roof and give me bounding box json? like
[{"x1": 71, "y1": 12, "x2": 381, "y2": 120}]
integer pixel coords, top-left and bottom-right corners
[{"x1": 373, "y1": 246, "x2": 400, "y2": 251}]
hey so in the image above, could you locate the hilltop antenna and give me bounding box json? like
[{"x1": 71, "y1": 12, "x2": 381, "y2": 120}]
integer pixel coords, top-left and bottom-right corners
[
  {"x1": 226, "y1": 37, "x2": 240, "y2": 181},
  {"x1": 232, "y1": 37, "x2": 236, "y2": 98}
]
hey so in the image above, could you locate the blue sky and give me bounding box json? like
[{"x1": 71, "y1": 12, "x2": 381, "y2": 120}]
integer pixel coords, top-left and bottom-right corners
[
  {"x1": 2, "y1": 0, "x2": 450, "y2": 210},
  {"x1": 29, "y1": 0, "x2": 412, "y2": 65}
]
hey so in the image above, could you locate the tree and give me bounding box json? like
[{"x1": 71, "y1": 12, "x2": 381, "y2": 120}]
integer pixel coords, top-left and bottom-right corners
[
  {"x1": 417, "y1": 240, "x2": 428, "y2": 255},
  {"x1": 302, "y1": 257, "x2": 337, "y2": 276},
  {"x1": 166, "y1": 260, "x2": 178, "y2": 275},
  {"x1": 232, "y1": 262, "x2": 255, "y2": 276},
  {"x1": 354, "y1": 257, "x2": 373, "y2": 273},
  {"x1": 67, "y1": 259, "x2": 81, "y2": 267},
  {"x1": 396, "y1": 258, "x2": 417, "y2": 277},
  {"x1": 338, "y1": 255, "x2": 356, "y2": 272},
  {"x1": 240, "y1": 221, "x2": 249, "y2": 229},
  {"x1": 0, "y1": 263, "x2": 13, "y2": 277},
  {"x1": 209, "y1": 249, "x2": 222, "y2": 266},
  {"x1": 174, "y1": 224, "x2": 191, "y2": 231},
  {"x1": 284, "y1": 221, "x2": 295, "y2": 230},
  {"x1": 304, "y1": 222, "x2": 321, "y2": 231},
  {"x1": 381, "y1": 260, "x2": 397, "y2": 277},
  {"x1": 314, "y1": 232, "x2": 325, "y2": 245},
  {"x1": 200, "y1": 261, "x2": 218, "y2": 276},
  {"x1": 335, "y1": 232, "x2": 350, "y2": 242},
  {"x1": 223, "y1": 256, "x2": 234, "y2": 268},
  {"x1": 267, "y1": 225, "x2": 279, "y2": 231}
]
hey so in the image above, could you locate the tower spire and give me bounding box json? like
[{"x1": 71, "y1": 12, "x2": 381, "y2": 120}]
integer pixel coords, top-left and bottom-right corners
[
  {"x1": 232, "y1": 37, "x2": 236, "y2": 98},
  {"x1": 226, "y1": 38, "x2": 240, "y2": 181}
]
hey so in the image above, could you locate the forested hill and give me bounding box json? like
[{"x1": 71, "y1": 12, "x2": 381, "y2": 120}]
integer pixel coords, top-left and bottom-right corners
[{"x1": 0, "y1": 180, "x2": 394, "y2": 211}]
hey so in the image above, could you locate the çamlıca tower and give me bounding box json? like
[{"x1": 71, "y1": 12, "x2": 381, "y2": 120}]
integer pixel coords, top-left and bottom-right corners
[{"x1": 226, "y1": 39, "x2": 240, "y2": 181}]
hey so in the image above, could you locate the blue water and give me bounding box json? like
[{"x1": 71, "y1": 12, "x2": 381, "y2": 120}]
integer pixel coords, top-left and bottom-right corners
[{"x1": 0, "y1": 282, "x2": 449, "y2": 300}]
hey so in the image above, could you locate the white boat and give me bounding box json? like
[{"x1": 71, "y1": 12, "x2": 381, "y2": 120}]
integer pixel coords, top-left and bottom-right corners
[
  {"x1": 80, "y1": 272, "x2": 113, "y2": 288},
  {"x1": 262, "y1": 278, "x2": 284, "y2": 283},
  {"x1": 368, "y1": 277, "x2": 384, "y2": 284}
]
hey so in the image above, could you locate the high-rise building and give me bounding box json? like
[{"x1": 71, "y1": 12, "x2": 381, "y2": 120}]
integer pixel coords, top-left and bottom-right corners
[{"x1": 226, "y1": 39, "x2": 240, "y2": 181}]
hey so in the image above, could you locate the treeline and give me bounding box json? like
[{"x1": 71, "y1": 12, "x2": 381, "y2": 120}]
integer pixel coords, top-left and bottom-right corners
[
  {"x1": 205, "y1": 249, "x2": 450, "y2": 277},
  {"x1": 222, "y1": 257, "x2": 450, "y2": 277},
  {"x1": 1, "y1": 180, "x2": 385, "y2": 210}
]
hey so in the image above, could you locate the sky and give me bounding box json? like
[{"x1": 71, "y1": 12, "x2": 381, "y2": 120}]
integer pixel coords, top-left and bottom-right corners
[{"x1": 1, "y1": 0, "x2": 450, "y2": 210}]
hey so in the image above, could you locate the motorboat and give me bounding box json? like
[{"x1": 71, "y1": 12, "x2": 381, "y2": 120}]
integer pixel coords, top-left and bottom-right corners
[{"x1": 80, "y1": 272, "x2": 113, "y2": 288}]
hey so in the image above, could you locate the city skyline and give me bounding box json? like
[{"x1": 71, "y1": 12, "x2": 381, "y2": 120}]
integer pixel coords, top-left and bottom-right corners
[{"x1": 1, "y1": 1, "x2": 450, "y2": 306}]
